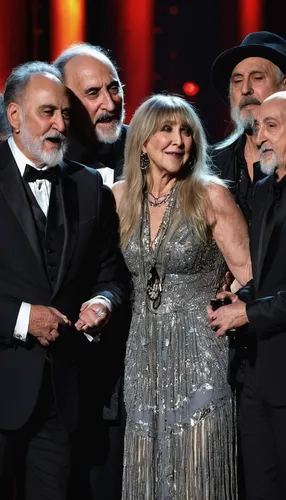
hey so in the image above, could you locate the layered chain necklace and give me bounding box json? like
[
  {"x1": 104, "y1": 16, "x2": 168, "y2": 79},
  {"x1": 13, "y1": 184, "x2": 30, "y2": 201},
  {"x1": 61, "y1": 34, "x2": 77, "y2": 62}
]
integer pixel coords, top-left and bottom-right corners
[
  {"x1": 148, "y1": 190, "x2": 172, "y2": 207},
  {"x1": 141, "y1": 183, "x2": 178, "y2": 309}
]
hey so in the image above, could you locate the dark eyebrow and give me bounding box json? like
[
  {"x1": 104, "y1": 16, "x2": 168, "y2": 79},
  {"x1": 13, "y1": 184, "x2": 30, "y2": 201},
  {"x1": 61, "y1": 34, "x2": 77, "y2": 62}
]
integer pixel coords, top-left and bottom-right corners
[
  {"x1": 107, "y1": 80, "x2": 120, "y2": 90},
  {"x1": 84, "y1": 80, "x2": 120, "y2": 95},
  {"x1": 84, "y1": 86, "x2": 101, "y2": 95}
]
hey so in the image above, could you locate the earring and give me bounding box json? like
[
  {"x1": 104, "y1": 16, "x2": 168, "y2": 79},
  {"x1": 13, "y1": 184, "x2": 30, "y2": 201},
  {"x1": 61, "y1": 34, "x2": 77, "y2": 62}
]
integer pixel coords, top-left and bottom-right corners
[{"x1": 140, "y1": 152, "x2": 149, "y2": 171}]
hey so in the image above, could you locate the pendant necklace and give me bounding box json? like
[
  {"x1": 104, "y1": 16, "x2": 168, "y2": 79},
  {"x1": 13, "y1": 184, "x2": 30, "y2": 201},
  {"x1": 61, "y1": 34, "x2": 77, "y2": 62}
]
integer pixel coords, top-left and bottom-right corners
[{"x1": 141, "y1": 183, "x2": 178, "y2": 309}]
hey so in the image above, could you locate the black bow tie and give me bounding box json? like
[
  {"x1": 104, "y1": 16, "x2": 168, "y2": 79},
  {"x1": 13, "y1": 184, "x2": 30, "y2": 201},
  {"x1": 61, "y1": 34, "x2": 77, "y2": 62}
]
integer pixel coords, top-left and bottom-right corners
[{"x1": 23, "y1": 164, "x2": 59, "y2": 184}]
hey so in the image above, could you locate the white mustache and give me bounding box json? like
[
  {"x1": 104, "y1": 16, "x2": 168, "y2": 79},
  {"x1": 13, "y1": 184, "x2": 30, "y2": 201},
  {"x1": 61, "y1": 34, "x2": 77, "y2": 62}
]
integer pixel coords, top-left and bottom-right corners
[{"x1": 41, "y1": 130, "x2": 66, "y2": 143}]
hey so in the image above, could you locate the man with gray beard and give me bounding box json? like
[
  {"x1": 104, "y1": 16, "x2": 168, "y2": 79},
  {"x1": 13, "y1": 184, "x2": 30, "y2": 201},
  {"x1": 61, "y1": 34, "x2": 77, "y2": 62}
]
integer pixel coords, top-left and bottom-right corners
[
  {"x1": 210, "y1": 32, "x2": 286, "y2": 500},
  {"x1": 211, "y1": 31, "x2": 286, "y2": 224},
  {"x1": 208, "y1": 91, "x2": 286, "y2": 500},
  {"x1": 54, "y1": 44, "x2": 127, "y2": 188},
  {"x1": 0, "y1": 61, "x2": 126, "y2": 500},
  {"x1": 54, "y1": 44, "x2": 129, "y2": 500}
]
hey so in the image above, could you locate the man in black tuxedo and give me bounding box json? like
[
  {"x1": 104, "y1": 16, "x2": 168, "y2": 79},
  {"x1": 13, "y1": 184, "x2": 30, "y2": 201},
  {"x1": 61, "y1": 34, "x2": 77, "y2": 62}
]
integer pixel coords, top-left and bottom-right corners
[
  {"x1": 0, "y1": 61, "x2": 126, "y2": 500},
  {"x1": 207, "y1": 90, "x2": 286, "y2": 499},
  {"x1": 54, "y1": 44, "x2": 127, "y2": 188}
]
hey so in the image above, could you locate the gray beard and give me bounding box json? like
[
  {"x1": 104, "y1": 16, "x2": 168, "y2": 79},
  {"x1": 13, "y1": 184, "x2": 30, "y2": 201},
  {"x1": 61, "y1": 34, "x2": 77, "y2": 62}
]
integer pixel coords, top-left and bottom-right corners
[
  {"x1": 95, "y1": 120, "x2": 123, "y2": 145},
  {"x1": 260, "y1": 152, "x2": 279, "y2": 176},
  {"x1": 21, "y1": 129, "x2": 68, "y2": 167},
  {"x1": 231, "y1": 107, "x2": 255, "y2": 133}
]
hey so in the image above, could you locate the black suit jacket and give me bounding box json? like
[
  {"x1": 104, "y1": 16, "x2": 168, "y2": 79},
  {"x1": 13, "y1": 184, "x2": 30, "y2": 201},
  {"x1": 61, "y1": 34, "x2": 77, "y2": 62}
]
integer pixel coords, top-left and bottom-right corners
[
  {"x1": 66, "y1": 125, "x2": 128, "y2": 183},
  {"x1": 238, "y1": 174, "x2": 286, "y2": 406},
  {"x1": 0, "y1": 141, "x2": 126, "y2": 432}
]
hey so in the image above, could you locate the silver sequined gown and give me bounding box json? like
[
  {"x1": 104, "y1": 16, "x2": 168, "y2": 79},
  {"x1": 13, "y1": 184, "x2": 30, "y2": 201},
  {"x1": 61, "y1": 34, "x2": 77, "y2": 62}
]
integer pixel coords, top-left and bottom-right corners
[{"x1": 122, "y1": 203, "x2": 237, "y2": 500}]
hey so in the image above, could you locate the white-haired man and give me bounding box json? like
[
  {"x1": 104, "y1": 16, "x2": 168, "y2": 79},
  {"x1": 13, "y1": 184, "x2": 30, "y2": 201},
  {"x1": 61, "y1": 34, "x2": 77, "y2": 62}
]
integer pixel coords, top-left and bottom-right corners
[
  {"x1": 54, "y1": 43, "x2": 127, "y2": 187},
  {"x1": 208, "y1": 91, "x2": 286, "y2": 500}
]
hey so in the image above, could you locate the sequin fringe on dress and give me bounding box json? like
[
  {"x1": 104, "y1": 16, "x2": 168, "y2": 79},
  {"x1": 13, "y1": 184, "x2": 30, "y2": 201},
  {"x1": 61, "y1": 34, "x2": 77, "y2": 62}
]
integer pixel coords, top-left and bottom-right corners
[{"x1": 122, "y1": 195, "x2": 237, "y2": 500}]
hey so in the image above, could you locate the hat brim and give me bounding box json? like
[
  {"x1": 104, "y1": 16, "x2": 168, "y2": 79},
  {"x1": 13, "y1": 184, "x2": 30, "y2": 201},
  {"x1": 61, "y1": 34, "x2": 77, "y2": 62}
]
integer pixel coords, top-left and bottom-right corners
[{"x1": 211, "y1": 44, "x2": 286, "y2": 104}]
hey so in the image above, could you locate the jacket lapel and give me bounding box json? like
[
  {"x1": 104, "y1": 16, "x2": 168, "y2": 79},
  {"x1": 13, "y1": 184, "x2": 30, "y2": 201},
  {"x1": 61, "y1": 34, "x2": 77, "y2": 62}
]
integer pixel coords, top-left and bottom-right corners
[
  {"x1": 52, "y1": 161, "x2": 79, "y2": 298},
  {"x1": 0, "y1": 143, "x2": 47, "y2": 280}
]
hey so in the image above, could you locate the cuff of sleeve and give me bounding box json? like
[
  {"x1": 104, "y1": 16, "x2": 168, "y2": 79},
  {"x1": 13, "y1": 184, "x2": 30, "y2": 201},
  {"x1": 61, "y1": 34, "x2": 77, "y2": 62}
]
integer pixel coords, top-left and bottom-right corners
[
  {"x1": 13, "y1": 302, "x2": 31, "y2": 342},
  {"x1": 84, "y1": 296, "x2": 113, "y2": 312}
]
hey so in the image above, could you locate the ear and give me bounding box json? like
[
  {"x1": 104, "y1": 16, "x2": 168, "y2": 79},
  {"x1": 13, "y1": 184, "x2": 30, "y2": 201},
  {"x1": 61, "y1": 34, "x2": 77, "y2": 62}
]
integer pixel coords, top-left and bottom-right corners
[
  {"x1": 7, "y1": 102, "x2": 21, "y2": 133},
  {"x1": 142, "y1": 140, "x2": 148, "y2": 153},
  {"x1": 282, "y1": 76, "x2": 286, "y2": 90}
]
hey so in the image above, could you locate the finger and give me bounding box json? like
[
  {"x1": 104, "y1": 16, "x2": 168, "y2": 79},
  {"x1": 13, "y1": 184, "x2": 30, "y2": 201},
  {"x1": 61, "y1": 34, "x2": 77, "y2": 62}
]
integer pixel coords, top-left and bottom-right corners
[
  {"x1": 80, "y1": 302, "x2": 89, "y2": 312},
  {"x1": 75, "y1": 320, "x2": 85, "y2": 331},
  {"x1": 215, "y1": 327, "x2": 227, "y2": 338},
  {"x1": 79, "y1": 310, "x2": 106, "y2": 328},
  {"x1": 49, "y1": 307, "x2": 71, "y2": 325},
  {"x1": 50, "y1": 328, "x2": 60, "y2": 340},
  {"x1": 38, "y1": 337, "x2": 50, "y2": 346}
]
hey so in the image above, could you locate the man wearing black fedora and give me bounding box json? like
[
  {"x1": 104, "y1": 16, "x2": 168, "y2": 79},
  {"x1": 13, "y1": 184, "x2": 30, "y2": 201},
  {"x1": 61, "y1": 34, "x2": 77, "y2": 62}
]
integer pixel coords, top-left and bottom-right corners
[
  {"x1": 210, "y1": 31, "x2": 286, "y2": 500},
  {"x1": 211, "y1": 31, "x2": 286, "y2": 224}
]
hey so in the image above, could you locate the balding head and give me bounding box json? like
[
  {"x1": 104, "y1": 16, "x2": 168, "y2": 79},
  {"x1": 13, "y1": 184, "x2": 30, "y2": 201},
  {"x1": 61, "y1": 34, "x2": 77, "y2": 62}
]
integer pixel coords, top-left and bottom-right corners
[
  {"x1": 54, "y1": 44, "x2": 124, "y2": 144},
  {"x1": 255, "y1": 90, "x2": 286, "y2": 177}
]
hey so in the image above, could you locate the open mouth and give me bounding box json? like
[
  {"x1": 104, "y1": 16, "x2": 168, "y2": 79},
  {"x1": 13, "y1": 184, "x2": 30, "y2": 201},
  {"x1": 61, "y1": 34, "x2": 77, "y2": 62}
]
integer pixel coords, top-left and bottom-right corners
[
  {"x1": 46, "y1": 137, "x2": 61, "y2": 144},
  {"x1": 96, "y1": 115, "x2": 118, "y2": 125},
  {"x1": 261, "y1": 148, "x2": 274, "y2": 155}
]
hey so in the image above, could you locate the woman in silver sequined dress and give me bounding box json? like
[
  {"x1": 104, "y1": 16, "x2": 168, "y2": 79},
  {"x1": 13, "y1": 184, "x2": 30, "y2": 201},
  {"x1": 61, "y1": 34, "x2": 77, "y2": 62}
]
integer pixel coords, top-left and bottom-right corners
[{"x1": 112, "y1": 95, "x2": 252, "y2": 500}]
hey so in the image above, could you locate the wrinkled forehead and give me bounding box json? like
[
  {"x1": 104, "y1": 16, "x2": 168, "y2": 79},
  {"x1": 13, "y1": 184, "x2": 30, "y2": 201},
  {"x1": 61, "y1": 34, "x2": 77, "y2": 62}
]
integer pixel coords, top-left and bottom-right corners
[
  {"x1": 231, "y1": 56, "x2": 277, "y2": 76},
  {"x1": 65, "y1": 55, "x2": 119, "y2": 88},
  {"x1": 22, "y1": 74, "x2": 68, "y2": 107},
  {"x1": 257, "y1": 98, "x2": 285, "y2": 123}
]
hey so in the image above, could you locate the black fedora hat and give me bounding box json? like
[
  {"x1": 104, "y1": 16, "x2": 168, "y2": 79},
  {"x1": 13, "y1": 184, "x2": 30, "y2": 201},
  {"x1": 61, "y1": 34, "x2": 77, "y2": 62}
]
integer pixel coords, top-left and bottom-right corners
[{"x1": 211, "y1": 31, "x2": 286, "y2": 103}]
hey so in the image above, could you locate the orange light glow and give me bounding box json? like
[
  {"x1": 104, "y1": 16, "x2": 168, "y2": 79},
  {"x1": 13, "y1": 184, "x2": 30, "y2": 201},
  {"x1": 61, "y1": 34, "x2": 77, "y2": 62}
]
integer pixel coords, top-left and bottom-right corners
[
  {"x1": 117, "y1": 0, "x2": 154, "y2": 123},
  {"x1": 50, "y1": 0, "x2": 85, "y2": 61},
  {"x1": 183, "y1": 81, "x2": 200, "y2": 97},
  {"x1": 239, "y1": 0, "x2": 262, "y2": 39}
]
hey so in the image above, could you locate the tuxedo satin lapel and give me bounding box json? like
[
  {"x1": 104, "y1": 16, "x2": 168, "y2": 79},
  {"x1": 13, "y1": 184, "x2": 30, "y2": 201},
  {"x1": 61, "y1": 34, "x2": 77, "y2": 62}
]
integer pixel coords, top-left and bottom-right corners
[
  {"x1": 52, "y1": 166, "x2": 79, "y2": 298},
  {"x1": 0, "y1": 154, "x2": 46, "y2": 276}
]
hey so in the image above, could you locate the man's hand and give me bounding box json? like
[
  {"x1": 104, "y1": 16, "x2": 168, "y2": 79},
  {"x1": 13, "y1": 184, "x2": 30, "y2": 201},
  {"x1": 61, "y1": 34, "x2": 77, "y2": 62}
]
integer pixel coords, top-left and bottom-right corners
[
  {"x1": 29, "y1": 305, "x2": 71, "y2": 347},
  {"x1": 206, "y1": 291, "x2": 248, "y2": 338},
  {"x1": 75, "y1": 302, "x2": 110, "y2": 334}
]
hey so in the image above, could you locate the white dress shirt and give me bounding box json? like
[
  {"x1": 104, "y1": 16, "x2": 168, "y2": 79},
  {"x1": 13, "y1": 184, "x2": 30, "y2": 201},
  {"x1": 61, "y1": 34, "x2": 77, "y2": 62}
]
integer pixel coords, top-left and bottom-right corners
[
  {"x1": 9, "y1": 137, "x2": 111, "y2": 343},
  {"x1": 97, "y1": 167, "x2": 114, "y2": 188}
]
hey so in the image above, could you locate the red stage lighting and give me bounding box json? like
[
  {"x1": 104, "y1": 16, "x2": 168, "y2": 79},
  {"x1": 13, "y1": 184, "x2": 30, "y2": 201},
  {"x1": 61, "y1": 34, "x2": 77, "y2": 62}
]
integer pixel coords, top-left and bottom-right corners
[{"x1": 183, "y1": 81, "x2": 200, "y2": 97}]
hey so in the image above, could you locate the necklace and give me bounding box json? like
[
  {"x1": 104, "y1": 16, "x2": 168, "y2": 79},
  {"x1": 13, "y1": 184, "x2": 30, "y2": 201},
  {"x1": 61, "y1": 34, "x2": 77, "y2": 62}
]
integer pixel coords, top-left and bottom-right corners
[
  {"x1": 148, "y1": 190, "x2": 172, "y2": 207},
  {"x1": 141, "y1": 183, "x2": 178, "y2": 309}
]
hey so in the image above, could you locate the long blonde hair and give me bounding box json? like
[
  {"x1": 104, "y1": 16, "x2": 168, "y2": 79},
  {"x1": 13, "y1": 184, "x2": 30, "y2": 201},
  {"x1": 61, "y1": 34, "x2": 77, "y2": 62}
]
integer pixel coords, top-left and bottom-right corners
[{"x1": 118, "y1": 94, "x2": 224, "y2": 248}]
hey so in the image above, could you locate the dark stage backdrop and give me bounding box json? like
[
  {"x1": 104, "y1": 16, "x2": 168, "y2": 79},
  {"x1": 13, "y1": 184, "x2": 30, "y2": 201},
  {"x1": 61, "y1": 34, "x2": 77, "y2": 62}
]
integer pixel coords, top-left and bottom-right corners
[{"x1": 0, "y1": 0, "x2": 285, "y2": 144}]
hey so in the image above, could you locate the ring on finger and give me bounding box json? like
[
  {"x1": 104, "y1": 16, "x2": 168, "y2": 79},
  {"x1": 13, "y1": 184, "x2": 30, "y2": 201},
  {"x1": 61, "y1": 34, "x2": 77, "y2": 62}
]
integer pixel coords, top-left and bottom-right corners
[{"x1": 96, "y1": 309, "x2": 104, "y2": 317}]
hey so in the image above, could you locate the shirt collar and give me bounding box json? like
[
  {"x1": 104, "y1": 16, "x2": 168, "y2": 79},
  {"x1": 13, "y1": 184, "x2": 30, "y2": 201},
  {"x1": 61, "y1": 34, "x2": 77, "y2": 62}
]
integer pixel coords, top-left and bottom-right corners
[{"x1": 8, "y1": 136, "x2": 47, "y2": 176}]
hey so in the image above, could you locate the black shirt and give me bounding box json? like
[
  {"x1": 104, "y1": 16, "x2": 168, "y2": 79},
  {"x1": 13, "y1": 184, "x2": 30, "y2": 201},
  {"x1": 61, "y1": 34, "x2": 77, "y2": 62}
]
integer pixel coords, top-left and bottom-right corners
[{"x1": 212, "y1": 133, "x2": 266, "y2": 224}]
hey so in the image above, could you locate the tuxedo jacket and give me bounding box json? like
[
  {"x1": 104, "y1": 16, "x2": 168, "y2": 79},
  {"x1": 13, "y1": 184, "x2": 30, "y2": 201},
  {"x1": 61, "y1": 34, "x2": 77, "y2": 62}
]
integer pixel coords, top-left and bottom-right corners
[
  {"x1": 238, "y1": 174, "x2": 286, "y2": 406},
  {"x1": 0, "y1": 141, "x2": 126, "y2": 432}
]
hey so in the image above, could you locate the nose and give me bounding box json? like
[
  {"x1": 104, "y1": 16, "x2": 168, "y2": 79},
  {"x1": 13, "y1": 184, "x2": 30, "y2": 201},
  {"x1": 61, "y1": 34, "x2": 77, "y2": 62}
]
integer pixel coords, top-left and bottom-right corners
[
  {"x1": 53, "y1": 111, "x2": 66, "y2": 133},
  {"x1": 99, "y1": 89, "x2": 116, "y2": 113},
  {"x1": 241, "y1": 76, "x2": 253, "y2": 96},
  {"x1": 171, "y1": 129, "x2": 184, "y2": 148},
  {"x1": 255, "y1": 126, "x2": 265, "y2": 148}
]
